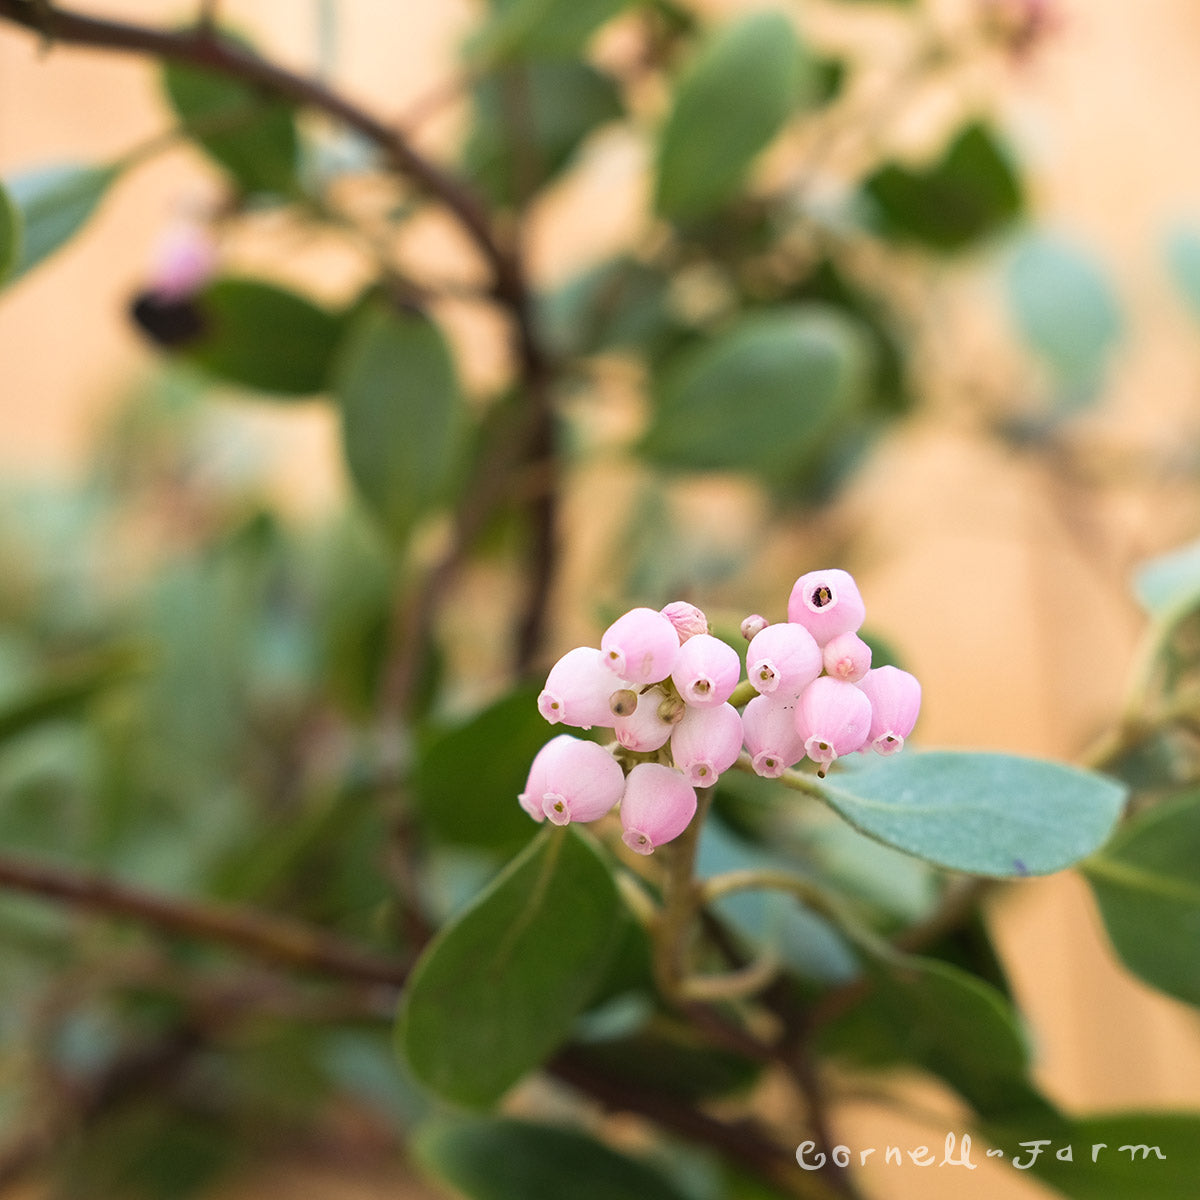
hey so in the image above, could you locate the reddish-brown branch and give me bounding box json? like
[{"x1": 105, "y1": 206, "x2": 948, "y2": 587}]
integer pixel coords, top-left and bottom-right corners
[{"x1": 0, "y1": 853, "x2": 408, "y2": 987}]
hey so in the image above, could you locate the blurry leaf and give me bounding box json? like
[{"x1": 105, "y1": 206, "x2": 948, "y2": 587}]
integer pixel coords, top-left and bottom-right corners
[
  {"x1": 1164, "y1": 225, "x2": 1200, "y2": 321},
  {"x1": 397, "y1": 826, "x2": 623, "y2": 1106},
  {"x1": 465, "y1": 60, "x2": 622, "y2": 207},
  {"x1": 1133, "y1": 538, "x2": 1200, "y2": 616},
  {"x1": 0, "y1": 646, "x2": 144, "y2": 746},
  {"x1": 819, "y1": 751, "x2": 1127, "y2": 877},
  {"x1": 414, "y1": 1116, "x2": 691, "y2": 1200},
  {"x1": 0, "y1": 179, "x2": 17, "y2": 281},
  {"x1": 865, "y1": 123, "x2": 1022, "y2": 251},
  {"x1": 162, "y1": 47, "x2": 298, "y2": 196},
  {"x1": 641, "y1": 305, "x2": 873, "y2": 485},
  {"x1": 182, "y1": 278, "x2": 346, "y2": 396},
  {"x1": 1001, "y1": 1112, "x2": 1200, "y2": 1199},
  {"x1": 821, "y1": 956, "x2": 1051, "y2": 1121},
  {"x1": 3, "y1": 162, "x2": 118, "y2": 282},
  {"x1": 413, "y1": 687, "x2": 548, "y2": 849},
  {"x1": 333, "y1": 303, "x2": 466, "y2": 542},
  {"x1": 655, "y1": 13, "x2": 806, "y2": 222},
  {"x1": 539, "y1": 256, "x2": 675, "y2": 358},
  {"x1": 1082, "y1": 793, "x2": 1200, "y2": 1006},
  {"x1": 473, "y1": 0, "x2": 627, "y2": 59},
  {"x1": 1007, "y1": 233, "x2": 1121, "y2": 393}
]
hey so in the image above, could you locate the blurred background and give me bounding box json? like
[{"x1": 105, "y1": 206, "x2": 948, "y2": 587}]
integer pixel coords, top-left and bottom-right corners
[{"x1": 4, "y1": 1, "x2": 1200, "y2": 1197}]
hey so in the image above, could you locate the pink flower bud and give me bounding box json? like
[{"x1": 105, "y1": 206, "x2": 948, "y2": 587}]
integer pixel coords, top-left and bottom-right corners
[
  {"x1": 746, "y1": 622, "x2": 822, "y2": 698},
  {"x1": 740, "y1": 614, "x2": 769, "y2": 641},
  {"x1": 741, "y1": 694, "x2": 806, "y2": 778},
  {"x1": 601, "y1": 607, "x2": 680, "y2": 686},
  {"x1": 787, "y1": 569, "x2": 866, "y2": 646},
  {"x1": 620, "y1": 763, "x2": 697, "y2": 855},
  {"x1": 661, "y1": 601, "x2": 709, "y2": 643},
  {"x1": 822, "y1": 631, "x2": 872, "y2": 683},
  {"x1": 794, "y1": 676, "x2": 872, "y2": 776},
  {"x1": 519, "y1": 734, "x2": 626, "y2": 826},
  {"x1": 856, "y1": 665, "x2": 921, "y2": 755},
  {"x1": 538, "y1": 646, "x2": 628, "y2": 729},
  {"x1": 670, "y1": 702, "x2": 743, "y2": 787},
  {"x1": 613, "y1": 686, "x2": 674, "y2": 752},
  {"x1": 148, "y1": 222, "x2": 217, "y2": 302},
  {"x1": 670, "y1": 633, "x2": 740, "y2": 708}
]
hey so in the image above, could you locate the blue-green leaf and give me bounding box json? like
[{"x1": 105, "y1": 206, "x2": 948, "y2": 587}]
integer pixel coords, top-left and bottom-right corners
[
  {"x1": 1082, "y1": 793, "x2": 1200, "y2": 1006},
  {"x1": 397, "y1": 826, "x2": 624, "y2": 1107},
  {"x1": 0, "y1": 180, "x2": 17, "y2": 282},
  {"x1": 1164, "y1": 225, "x2": 1200, "y2": 321},
  {"x1": 819, "y1": 751, "x2": 1126, "y2": 877},
  {"x1": 4, "y1": 163, "x2": 118, "y2": 283},
  {"x1": 1133, "y1": 538, "x2": 1200, "y2": 616},
  {"x1": 655, "y1": 12, "x2": 806, "y2": 222},
  {"x1": 641, "y1": 306, "x2": 873, "y2": 483}
]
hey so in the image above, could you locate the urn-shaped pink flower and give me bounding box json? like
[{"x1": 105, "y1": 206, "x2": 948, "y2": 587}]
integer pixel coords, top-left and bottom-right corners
[
  {"x1": 612, "y1": 686, "x2": 675, "y2": 752},
  {"x1": 601, "y1": 607, "x2": 680, "y2": 685},
  {"x1": 787, "y1": 569, "x2": 866, "y2": 646},
  {"x1": 670, "y1": 702, "x2": 743, "y2": 787},
  {"x1": 794, "y1": 676, "x2": 872, "y2": 776},
  {"x1": 746, "y1": 622, "x2": 822, "y2": 698},
  {"x1": 822, "y1": 631, "x2": 872, "y2": 683},
  {"x1": 619, "y1": 763, "x2": 697, "y2": 855},
  {"x1": 670, "y1": 633, "x2": 740, "y2": 708},
  {"x1": 856, "y1": 665, "x2": 922, "y2": 754},
  {"x1": 538, "y1": 646, "x2": 628, "y2": 729},
  {"x1": 519, "y1": 735, "x2": 626, "y2": 826},
  {"x1": 741, "y1": 694, "x2": 806, "y2": 778}
]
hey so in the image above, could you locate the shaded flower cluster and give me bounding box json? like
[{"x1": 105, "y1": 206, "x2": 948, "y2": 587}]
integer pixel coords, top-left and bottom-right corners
[{"x1": 519, "y1": 571, "x2": 921, "y2": 853}]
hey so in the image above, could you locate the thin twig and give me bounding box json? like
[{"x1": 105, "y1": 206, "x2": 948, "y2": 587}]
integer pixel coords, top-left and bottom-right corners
[{"x1": 0, "y1": 853, "x2": 409, "y2": 988}]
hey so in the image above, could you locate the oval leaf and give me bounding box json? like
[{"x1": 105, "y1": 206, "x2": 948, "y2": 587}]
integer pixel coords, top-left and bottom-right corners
[
  {"x1": 472, "y1": 0, "x2": 627, "y2": 59},
  {"x1": 333, "y1": 303, "x2": 465, "y2": 541},
  {"x1": 397, "y1": 826, "x2": 623, "y2": 1107},
  {"x1": 0, "y1": 179, "x2": 18, "y2": 282},
  {"x1": 1081, "y1": 793, "x2": 1200, "y2": 1006},
  {"x1": 1007, "y1": 233, "x2": 1121, "y2": 389},
  {"x1": 818, "y1": 751, "x2": 1126, "y2": 877},
  {"x1": 412, "y1": 687, "x2": 548, "y2": 849},
  {"x1": 4, "y1": 162, "x2": 118, "y2": 282},
  {"x1": 182, "y1": 278, "x2": 346, "y2": 396},
  {"x1": 655, "y1": 12, "x2": 804, "y2": 222},
  {"x1": 864, "y1": 122, "x2": 1023, "y2": 251},
  {"x1": 162, "y1": 50, "x2": 298, "y2": 196},
  {"x1": 642, "y1": 306, "x2": 873, "y2": 483},
  {"x1": 413, "y1": 1117, "x2": 691, "y2": 1200}
]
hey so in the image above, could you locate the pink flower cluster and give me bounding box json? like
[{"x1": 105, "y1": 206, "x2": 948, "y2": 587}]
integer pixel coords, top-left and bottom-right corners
[{"x1": 519, "y1": 571, "x2": 920, "y2": 855}]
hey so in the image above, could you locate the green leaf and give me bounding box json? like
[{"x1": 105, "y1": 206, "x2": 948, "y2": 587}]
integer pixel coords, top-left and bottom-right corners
[
  {"x1": 413, "y1": 1116, "x2": 691, "y2": 1200},
  {"x1": 412, "y1": 687, "x2": 549, "y2": 849},
  {"x1": 473, "y1": 0, "x2": 627, "y2": 60},
  {"x1": 464, "y1": 60, "x2": 623, "y2": 207},
  {"x1": 0, "y1": 179, "x2": 17, "y2": 282},
  {"x1": 818, "y1": 751, "x2": 1127, "y2": 877},
  {"x1": 822, "y1": 956, "x2": 1050, "y2": 1121},
  {"x1": 4, "y1": 163, "x2": 118, "y2": 282},
  {"x1": 1004, "y1": 1112, "x2": 1200, "y2": 1199},
  {"x1": 865, "y1": 122, "x2": 1023, "y2": 251},
  {"x1": 1006, "y1": 233, "x2": 1121, "y2": 391},
  {"x1": 641, "y1": 306, "x2": 873, "y2": 484},
  {"x1": 181, "y1": 278, "x2": 346, "y2": 396},
  {"x1": 162, "y1": 50, "x2": 298, "y2": 196},
  {"x1": 397, "y1": 826, "x2": 624, "y2": 1106},
  {"x1": 1081, "y1": 794, "x2": 1200, "y2": 1006},
  {"x1": 332, "y1": 302, "x2": 465, "y2": 541},
  {"x1": 654, "y1": 12, "x2": 805, "y2": 221}
]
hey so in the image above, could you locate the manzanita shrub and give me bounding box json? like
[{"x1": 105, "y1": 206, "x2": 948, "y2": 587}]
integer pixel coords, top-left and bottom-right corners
[{"x1": 1, "y1": 1, "x2": 1200, "y2": 1198}]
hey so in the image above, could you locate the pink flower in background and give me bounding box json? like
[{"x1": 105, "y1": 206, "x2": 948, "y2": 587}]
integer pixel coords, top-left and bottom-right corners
[
  {"x1": 538, "y1": 645, "x2": 629, "y2": 729},
  {"x1": 520, "y1": 735, "x2": 626, "y2": 827}
]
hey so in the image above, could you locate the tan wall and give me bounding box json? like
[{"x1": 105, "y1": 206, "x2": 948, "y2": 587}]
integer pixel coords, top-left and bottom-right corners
[{"x1": 5, "y1": 2, "x2": 1200, "y2": 1197}]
